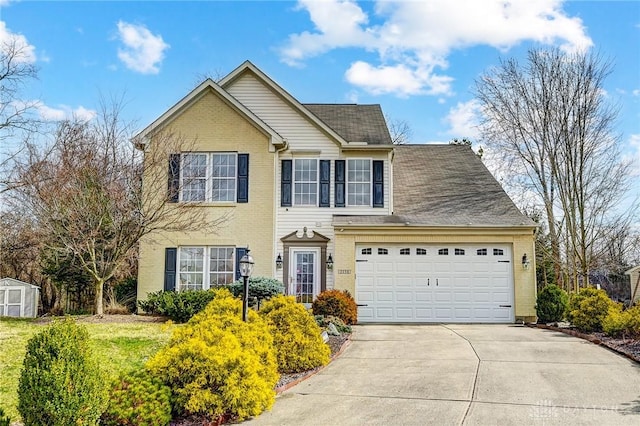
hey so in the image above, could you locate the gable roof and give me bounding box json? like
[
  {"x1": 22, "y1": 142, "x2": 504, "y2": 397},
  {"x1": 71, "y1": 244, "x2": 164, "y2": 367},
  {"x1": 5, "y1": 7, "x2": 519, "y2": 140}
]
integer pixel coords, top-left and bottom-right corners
[
  {"x1": 303, "y1": 104, "x2": 392, "y2": 145},
  {"x1": 132, "y1": 78, "x2": 284, "y2": 149},
  {"x1": 334, "y1": 144, "x2": 536, "y2": 228}
]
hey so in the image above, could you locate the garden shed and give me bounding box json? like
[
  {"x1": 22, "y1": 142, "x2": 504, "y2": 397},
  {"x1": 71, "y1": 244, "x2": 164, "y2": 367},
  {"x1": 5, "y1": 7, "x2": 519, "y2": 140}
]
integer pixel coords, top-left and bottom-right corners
[
  {"x1": 626, "y1": 266, "x2": 640, "y2": 305},
  {"x1": 0, "y1": 278, "x2": 40, "y2": 318}
]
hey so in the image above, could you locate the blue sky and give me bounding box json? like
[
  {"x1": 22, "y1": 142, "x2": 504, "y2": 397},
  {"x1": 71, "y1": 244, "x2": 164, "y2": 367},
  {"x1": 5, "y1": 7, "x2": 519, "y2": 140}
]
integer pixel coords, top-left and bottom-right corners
[{"x1": 1, "y1": 0, "x2": 639, "y2": 186}]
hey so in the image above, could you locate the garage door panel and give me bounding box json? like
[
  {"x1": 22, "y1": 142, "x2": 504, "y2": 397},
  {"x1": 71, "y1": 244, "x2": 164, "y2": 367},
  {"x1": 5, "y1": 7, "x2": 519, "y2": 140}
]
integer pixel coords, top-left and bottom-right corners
[
  {"x1": 356, "y1": 244, "x2": 514, "y2": 323},
  {"x1": 396, "y1": 308, "x2": 413, "y2": 319},
  {"x1": 396, "y1": 291, "x2": 413, "y2": 302}
]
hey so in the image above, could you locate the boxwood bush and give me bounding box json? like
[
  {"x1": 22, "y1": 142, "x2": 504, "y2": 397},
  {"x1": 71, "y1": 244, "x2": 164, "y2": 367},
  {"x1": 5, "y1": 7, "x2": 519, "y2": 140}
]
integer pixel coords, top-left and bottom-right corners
[
  {"x1": 260, "y1": 295, "x2": 330, "y2": 373},
  {"x1": 17, "y1": 318, "x2": 106, "y2": 426},
  {"x1": 146, "y1": 288, "x2": 278, "y2": 422},
  {"x1": 535, "y1": 284, "x2": 569, "y2": 323}
]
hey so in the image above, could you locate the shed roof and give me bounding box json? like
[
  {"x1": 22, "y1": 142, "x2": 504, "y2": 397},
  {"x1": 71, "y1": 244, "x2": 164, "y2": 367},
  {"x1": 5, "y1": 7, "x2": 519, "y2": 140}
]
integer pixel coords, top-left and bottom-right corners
[{"x1": 0, "y1": 278, "x2": 40, "y2": 288}]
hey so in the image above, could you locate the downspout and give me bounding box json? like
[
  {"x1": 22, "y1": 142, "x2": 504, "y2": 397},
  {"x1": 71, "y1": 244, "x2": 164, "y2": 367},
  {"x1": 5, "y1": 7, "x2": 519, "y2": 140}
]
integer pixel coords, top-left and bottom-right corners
[{"x1": 273, "y1": 139, "x2": 289, "y2": 279}]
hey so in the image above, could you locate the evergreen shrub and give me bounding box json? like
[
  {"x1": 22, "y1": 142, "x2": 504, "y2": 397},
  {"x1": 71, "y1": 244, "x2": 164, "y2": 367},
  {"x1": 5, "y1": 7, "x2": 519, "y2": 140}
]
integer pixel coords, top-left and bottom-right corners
[
  {"x1": 227, "y1": 276, "x2": 284, "y2": 308},
  {"x1": 260, "y1": 295, "x2": 330, "y2": 373},
  {"x1": 146, "y1": 288, "x2": 278, "y2": 422},
  {"x1": 535, "y1": 284, "x2": 569, "y2": 323},
  {"x1": 100, "y1": 369, "x2": 172, "y2": 426},
  {"x1": 603, "y1": 304, "x2": 640, "y2": 338},
  {"x1": 137, "y1": 289, "x2": 216, "y2": 322},
  {"x1": 568, "y1": 288, "x2": 616, "y2": 332},
  {"x1": 312, "y1": 289, "x2": 358, "y2": 324},
  {"x1": 0, "y1": 408, "x2": 10, "y2": 426},
  {"x1": 17, "y1": 318, "x2": 106, "y2": 426}
]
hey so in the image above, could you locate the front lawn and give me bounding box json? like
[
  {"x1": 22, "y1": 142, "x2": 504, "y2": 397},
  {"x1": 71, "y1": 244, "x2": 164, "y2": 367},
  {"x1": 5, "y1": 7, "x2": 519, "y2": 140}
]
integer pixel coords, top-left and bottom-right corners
[{"x1": 0, "y1": 316, "x2": 175, "y2": 422}]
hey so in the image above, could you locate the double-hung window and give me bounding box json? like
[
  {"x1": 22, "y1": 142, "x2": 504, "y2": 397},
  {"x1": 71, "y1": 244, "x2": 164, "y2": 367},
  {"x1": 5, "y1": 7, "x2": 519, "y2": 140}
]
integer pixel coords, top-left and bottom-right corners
[
  {"x1": 294, "y1": 159, "x2": 318, "y2": 206},
  {"x1": 181, "y1": 153, "x2": 237, "y2": 202},
  {"x1": 347, "y1": 159, "x2": 371, "y2": 206},
  {"x1": 178, "y1": 246, "x2": 235, "y2": 290}
]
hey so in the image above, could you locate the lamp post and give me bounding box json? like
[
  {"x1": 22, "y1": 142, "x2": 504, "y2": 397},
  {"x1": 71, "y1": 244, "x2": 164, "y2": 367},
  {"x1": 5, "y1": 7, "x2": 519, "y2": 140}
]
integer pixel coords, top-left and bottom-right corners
[{"x1": 239, "y1": 249, "x2": 255, "y2": 322}]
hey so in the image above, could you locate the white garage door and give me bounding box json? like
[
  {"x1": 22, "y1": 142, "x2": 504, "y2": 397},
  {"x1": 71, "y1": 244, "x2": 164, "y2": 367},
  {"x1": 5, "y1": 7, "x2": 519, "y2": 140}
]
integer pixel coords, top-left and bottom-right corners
[{"x1": 356, "y1": 244, "x2": 514, "y2": 323}]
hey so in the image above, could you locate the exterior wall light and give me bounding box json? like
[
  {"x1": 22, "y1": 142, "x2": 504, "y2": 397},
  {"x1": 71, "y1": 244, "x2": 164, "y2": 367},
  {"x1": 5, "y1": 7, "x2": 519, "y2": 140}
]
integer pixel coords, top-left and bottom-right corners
[
  {"x1": 327, "y1": 253, "x2": 334, "y2": 270},
  {"x1": 239, "y1": 249, "x2": 255, "y2": 322},
  {"x1": 522, "y1": 253, "x2": 530, "y2": 270},
  {"x1": 275, "y1": 253, "x2": 283, "y2": 269}
]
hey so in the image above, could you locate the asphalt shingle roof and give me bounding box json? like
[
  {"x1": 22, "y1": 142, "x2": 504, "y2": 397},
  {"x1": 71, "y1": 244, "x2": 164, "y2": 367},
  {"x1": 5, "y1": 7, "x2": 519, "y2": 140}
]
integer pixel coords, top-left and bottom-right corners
[
  {"x1": 303, "y1": 104, "x2": 392, "y2": 145},
  {"x1": 333, "y1": 145, "x2": 535, "y2": 228}
]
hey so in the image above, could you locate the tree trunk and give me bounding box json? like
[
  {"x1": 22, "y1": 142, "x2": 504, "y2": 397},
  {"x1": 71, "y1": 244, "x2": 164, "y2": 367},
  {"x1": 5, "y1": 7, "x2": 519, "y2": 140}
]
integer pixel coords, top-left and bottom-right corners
[{"x1": 94, "y1": 278, "x2": 104, "y2": 316}]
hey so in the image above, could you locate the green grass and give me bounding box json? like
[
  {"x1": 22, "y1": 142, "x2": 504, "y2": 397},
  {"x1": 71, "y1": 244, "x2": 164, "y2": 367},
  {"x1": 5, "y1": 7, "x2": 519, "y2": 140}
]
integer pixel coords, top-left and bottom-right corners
[{"x1": 0, "y1": 317, "x2": 175, "y2": 422}]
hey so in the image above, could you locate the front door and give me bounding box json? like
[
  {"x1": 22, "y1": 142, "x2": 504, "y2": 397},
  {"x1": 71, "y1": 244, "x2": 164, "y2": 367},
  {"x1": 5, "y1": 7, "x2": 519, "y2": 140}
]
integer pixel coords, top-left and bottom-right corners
[{"x1": 290, "y1": 248, "x2": 320, "y2": 304}]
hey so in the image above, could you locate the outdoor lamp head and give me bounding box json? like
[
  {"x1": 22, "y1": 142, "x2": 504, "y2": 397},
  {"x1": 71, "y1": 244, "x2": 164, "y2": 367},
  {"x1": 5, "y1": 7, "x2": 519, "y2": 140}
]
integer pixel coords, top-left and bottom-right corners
[{"x1": 239, "y1": 250, "x2": 254, "y2": 278}]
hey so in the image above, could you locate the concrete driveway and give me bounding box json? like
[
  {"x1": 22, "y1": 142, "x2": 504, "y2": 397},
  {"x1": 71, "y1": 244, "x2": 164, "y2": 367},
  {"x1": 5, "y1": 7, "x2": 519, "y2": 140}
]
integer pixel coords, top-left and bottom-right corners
[{"x1": 247, "y1": 324, "x2": 640, "y2": 425}]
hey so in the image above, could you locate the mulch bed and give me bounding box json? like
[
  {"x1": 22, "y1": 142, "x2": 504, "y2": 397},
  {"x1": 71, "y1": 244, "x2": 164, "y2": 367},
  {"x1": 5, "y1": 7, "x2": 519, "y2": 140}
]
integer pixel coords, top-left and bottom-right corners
[{"x1": 529, "y1": 323, "x2": 640, "y2": 363}]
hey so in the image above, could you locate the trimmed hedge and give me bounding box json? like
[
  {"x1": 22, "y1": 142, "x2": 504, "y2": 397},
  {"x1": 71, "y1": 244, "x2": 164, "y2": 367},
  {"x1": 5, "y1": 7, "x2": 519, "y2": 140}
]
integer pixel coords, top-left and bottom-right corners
[{"x1": 227, "y1": 277, "x2": 284, "y2": 308}]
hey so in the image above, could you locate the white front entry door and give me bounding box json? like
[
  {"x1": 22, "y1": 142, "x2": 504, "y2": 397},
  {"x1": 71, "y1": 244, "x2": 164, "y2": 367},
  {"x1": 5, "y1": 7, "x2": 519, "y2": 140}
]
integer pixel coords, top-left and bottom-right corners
[{"x1": 290, "y1": 248, "x2": 320, "y2": 304}]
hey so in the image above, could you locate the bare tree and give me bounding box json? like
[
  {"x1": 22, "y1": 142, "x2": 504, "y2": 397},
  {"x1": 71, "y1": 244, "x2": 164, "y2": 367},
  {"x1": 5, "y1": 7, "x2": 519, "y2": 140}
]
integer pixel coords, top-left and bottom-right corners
[
  {"x1": 10, "y1": 100, "x2": 229, "y2": 315},
  {"x1": 0, "y1": 37, "x2": 40, "y2": 194},
  {"x1": 385, "y1": 114, "x2": 413, "y2": 144},
  {"x1": 476, "y1": 48, "x2": 633, "y2": 290}
]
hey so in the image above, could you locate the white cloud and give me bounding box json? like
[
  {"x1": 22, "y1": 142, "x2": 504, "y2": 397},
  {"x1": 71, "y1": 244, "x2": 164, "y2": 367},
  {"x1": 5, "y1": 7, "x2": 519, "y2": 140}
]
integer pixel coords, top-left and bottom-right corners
[
  {"x1": 280, "y1": 0, "x2": 592, "y2": 96},
  {"x1": 0, "y1": 21, "x2": 36, "y2": 63},
  {"x1": 633, "y1": 89, "x2": 640, "y2": 97},
  {"x1": 115, "y1": 21, "x2": 169, "y2": 74},
  {"x1": 443, "y1": 99, "x2": 482, "y2": 139},
  {"x1": 34, "y1": 101, "x2": 97, "y2": 122}
]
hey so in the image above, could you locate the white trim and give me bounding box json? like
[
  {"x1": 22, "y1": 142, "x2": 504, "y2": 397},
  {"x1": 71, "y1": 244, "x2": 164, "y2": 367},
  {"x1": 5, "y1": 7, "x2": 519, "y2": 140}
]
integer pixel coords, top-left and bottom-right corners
[
  {"x1": 177, "y1": 246, "x2": 236, "y2": 290},
  {"x1": 289, "y1": 247, "x2": 321, "y2": 303},
  {"x1": 179, "y1": 152, "x2": 238, "y2": 203},
  {"x1": 293, "y1": 158, "x2": 319, "y2": 206},
  {"x1": 346, "y1": 158, "x2": 372, "y2": 207}
]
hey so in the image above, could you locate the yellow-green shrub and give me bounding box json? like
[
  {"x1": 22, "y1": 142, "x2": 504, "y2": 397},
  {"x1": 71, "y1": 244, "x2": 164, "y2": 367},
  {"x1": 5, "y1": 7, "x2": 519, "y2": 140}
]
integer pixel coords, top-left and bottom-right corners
[
  {"x1": 260, "y1": 295, "x2": 330, "y2": 374},
  {"x1": 100, "y1": 369, "x2": 172, "y2": 426},
  {"x1": 312, "y1": 289, "x2": 358, "y2": 325},
  {"x1": 568, "y1": 288, "x2": 616, "y2": 332},
  {"x1": 146, "y1": 288, "x2": 278, "y2": 422},
  {"x1": 603, "y1": 305, "x2": 640, "y2": 338}
]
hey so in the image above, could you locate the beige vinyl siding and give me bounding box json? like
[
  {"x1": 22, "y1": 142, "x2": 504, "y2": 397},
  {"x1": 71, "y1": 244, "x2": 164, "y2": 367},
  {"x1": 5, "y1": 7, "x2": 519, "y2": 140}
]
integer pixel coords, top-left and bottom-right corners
[{"x1": 227, "y1": 73, "x2": 392, "y2": 290}]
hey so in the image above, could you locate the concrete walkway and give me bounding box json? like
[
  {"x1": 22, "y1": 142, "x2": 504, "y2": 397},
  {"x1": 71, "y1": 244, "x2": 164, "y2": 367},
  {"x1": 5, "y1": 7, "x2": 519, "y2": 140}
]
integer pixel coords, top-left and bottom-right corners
[{"x1": 247, "y1": 324, "x2": 640, "y2": 425}]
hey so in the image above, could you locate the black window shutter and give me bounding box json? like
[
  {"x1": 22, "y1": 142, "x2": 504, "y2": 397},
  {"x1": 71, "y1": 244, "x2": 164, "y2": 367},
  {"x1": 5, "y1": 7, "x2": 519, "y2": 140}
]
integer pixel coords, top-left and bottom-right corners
[
  {"x1": 281, "y1": 160, "x2": 292, "y2": 207},
  {"x1": 164, "y1": 248, "x2": 177, "y2": 291},
  {"x1": 319, "y1": 160, "x2": 330, "y2": 207},
  {"x1": 373, "y1": 160, "x2": 384, "y2": 208},
  {"x1": 335, "y1": 160, "x2": 345, "y2": 207},
  {"x1": 237, "y1": 153, "x2": 249, "y2": 203},
  {"x1": 235, "y1": 247, "x2": 247, "y2": 281},
  {"x1": 168, "y1": 154, "x2": 180, "y2": 203}
]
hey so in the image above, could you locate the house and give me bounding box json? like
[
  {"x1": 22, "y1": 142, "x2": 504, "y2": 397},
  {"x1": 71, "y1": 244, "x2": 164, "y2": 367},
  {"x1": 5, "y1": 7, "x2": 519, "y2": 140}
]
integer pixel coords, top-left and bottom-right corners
[
  {"x1": 134, "y1": 60, "x2": 537, "y2": 323},
  {"x1": 626, "y1": 266, "x2": 640, "y2": 304},
  {"x1": 0, "y1": 277, "x2": 40, "y2": 318}
]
